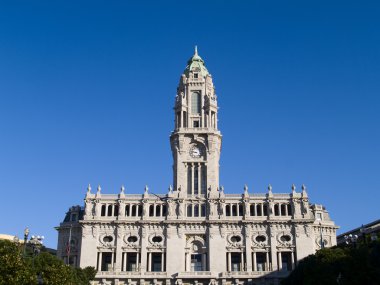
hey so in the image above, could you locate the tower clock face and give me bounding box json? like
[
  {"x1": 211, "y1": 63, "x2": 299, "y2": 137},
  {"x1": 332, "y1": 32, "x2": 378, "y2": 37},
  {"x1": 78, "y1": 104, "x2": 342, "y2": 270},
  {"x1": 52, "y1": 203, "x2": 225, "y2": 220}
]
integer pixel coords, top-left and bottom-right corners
[{"x1": 189, "y1": 146, "x2": 202, "y2": 158}]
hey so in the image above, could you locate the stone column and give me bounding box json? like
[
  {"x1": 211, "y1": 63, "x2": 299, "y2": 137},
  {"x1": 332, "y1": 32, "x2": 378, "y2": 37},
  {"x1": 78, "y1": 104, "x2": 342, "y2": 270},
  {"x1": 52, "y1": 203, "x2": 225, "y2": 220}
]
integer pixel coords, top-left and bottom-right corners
[
  {"x1": 265, "y1": 251, "x2": 270, "y2": 271},
  {"x1": 253, "y1": 252, "x2": 257, "y2": 271},
  {"x1": 291, "y1": 251, "x2": 295, "y2": 270},
  {"x1": 227, "y1": 252, "x2": 231, "y2": 272},
  {"x1": 147, "y1": 252, "x2": 151, "y2": 272},
  {"x1": 269, "y1": 225, "x2": 278, "y2": 271},
  {"x1": 244, "y1": 226, "x2": 252, "y2": 271},
  {"x1": 161, "y1": 252, "x2": 165, "y2": 272},
  {"x1": 114, "y1": 226, "x2": 123, "y2": 272},
  {"x1": 140, "y1": 226, "x2": 148, "y2": 272},
  {"x1": 202, "y1": 253, "x2": 207, "y2": 271},
  {"x1": 97, "y1": 252, "x2": 102, "y2": 271},
  {"x1": 191, "y1": 163, "x2": 194, "y2": 195},
  {"x1": 198, "y1": 163, "x2": 201, "y2": 195},
  {"x1": 278, "y1": 252, "x2": 282, "y2": 271},
  {"x1": 136, "y1": 252, "x2": 140, "y2": 271}
]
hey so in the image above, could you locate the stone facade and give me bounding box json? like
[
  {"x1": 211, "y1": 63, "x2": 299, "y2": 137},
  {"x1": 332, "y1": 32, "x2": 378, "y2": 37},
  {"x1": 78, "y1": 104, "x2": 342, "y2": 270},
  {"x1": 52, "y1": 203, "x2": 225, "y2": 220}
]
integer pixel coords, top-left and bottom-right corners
[{"x1": 56, "y1": 47, "x2": 338, "y2": 285}]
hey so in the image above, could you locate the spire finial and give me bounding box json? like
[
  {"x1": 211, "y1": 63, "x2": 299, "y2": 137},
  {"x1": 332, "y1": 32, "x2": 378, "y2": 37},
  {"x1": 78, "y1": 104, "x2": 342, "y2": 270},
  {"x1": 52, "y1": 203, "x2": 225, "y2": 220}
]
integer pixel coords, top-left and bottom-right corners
[
  {"x1": 292, "y1": 184, "x2": 296, "y2": 192},
  {"x1": 87, "y1": 184, "x2": 91, "y2": 193},
  {"x1": 195, "y1": 45, "x2": 198, "y2": 55},
  {"x1": 268, "y1": 184, "x2": 272, "y2": 192},
  {"x1": 120, "y1": 185, "x2": 125, "y2": 194}
]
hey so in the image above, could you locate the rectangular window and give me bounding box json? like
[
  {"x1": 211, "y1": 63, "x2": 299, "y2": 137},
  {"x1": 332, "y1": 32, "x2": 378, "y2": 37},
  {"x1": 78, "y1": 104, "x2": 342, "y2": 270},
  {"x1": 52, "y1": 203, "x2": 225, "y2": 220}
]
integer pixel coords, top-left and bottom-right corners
[
  {"x1": 231, "y1": 253, "x2": 241, "y2": 271},
  {"x1": 201, "y1": 165, "x2": 207, "y2": 194},
  {"x1": 126, "y1": 252, "x2": 138, "y2": 271},
  {"x1": 191, "y1": 254, "x2": 202, "y2": 271},
  {"x1": 194, "y1": 166, "x2": 199, "y2": 194},
  {"x1": 194, "y1": 73, "x2": 198, "y2": 78},
  {"x1": 201, "y1": 204, "x2": 206, "y2": 217},
  {"x1": 187, "y1": 165, "x2": 192, "y2": 194},
  {"x1": 193, "y1": 120, "x2": 200, "y2": 128},
  {"x1": 151, "y1": 253, "x2": 162, "y2": 272},
  {"x1": 101, "y1": 252, "x2": 113, "y2": 271},
  {"x1": 256, "y1": 253, "x2": 266, "y2": 271},
  {"x1": 281, "y1": 252, "x2": 292, "y2": 271}
]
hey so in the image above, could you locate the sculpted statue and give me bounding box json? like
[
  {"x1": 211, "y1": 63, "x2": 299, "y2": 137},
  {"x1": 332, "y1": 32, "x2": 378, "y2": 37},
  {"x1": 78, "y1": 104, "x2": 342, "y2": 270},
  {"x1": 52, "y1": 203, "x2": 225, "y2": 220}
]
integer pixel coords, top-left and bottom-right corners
[
  {"x1": 177, "y1": 200, "x2": 183, "y2": 217},
  {"x1": 85, "y1": 200, "x2": 92, "y2": 217},
  {"x1": 167, "y1": 200, "x2": 173, "y2": 216}
]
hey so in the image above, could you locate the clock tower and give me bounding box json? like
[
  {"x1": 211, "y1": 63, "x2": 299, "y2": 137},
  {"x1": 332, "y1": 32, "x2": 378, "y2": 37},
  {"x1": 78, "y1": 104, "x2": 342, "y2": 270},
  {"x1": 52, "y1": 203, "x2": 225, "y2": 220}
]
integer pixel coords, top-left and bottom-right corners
[{"x1": 170, "y1": 47, "x2": 222, "y2": 198}]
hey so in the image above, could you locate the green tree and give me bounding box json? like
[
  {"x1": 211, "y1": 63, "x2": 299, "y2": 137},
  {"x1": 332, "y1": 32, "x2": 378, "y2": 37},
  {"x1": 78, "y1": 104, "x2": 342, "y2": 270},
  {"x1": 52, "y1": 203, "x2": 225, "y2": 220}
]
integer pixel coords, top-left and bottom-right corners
[
  {"x1": 33, "y1": 252, "x2": 75, "y2": 285},
  {"x1": 0, "y1": 240, "x2": 36, "y2": 285},
  {"x1": 0, "y1": 239, "x2": 96, "y2": 285},
  {"x1": 282, "y1": 240, "x2": 380, "y2": 285}
]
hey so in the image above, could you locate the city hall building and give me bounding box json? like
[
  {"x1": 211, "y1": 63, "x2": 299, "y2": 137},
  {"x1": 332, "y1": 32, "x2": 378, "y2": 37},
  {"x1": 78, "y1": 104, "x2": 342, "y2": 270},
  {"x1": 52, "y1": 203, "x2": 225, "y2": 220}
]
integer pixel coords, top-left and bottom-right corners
[{"x1": 56, "y1": 48, "x2": 338, "y2": 285}]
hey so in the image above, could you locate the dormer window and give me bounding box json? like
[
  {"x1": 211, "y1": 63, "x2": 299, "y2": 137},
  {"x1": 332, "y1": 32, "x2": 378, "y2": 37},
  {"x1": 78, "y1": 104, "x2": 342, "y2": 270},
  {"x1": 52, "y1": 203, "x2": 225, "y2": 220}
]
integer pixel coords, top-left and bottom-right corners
[{"x1": 70, "y1": 213, "x2": 77, "y2": 221}]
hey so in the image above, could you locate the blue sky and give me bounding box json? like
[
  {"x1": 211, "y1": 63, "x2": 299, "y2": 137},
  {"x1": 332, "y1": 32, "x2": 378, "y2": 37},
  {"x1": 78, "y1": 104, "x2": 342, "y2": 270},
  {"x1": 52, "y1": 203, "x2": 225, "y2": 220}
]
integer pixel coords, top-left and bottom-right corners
[{"x1": 0, "y1": 1, "x2": 379, "y2": 248}]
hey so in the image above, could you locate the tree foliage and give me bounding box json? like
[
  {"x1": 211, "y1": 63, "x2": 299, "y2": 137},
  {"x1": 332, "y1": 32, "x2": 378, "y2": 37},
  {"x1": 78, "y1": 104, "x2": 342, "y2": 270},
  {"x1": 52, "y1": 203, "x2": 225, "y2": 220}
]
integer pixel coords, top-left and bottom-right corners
[
  {"x1": 0, "y1": 239, "x2": 96, "y2": 285},
  {"x1": 0, "y1": 240, "x2": 36, "y2": 285},
  {"x1": 282, "y1": 240, "x2": 380, "y2": 285}
]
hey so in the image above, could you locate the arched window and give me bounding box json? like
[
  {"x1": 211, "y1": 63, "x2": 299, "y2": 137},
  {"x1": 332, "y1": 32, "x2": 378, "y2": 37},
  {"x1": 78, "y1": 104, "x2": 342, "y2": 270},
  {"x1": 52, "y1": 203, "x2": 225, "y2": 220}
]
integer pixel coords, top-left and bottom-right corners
[
  {"x1": 114, "y1": 205, "x2": 119, "y2": 216},
  {"x1": 201, "y1": 166, "x2": 207, "y2": 194},
  {"x1": 232, "y1": 205, "x2": 238, "y2": 216},
  {"x1": 194, "y1": 204, "x2": 199, "y2": 217},
  {"x1": 187, "y1": 204, "x2": 193, "y2": 217},
  {"x1": 187, "y1": 166, "x2": 192, "y2": 195},
  {"x1": 155, "y1": 205, "x2": 160, "y2": 216},
  {"x1": 287, "y1": 204, "x2": 292, "y2": 216},
  {"x1": 107, "y1": 205, "x2": 113, "y2": 216},
  {"x1": 263, "y1": 204, "x2": 268, "y2": 216},
  {"x1": 274, "y1": 204, "x2": 280, "y2": 216},
  {"x1": 238, "y1": 204, "x2": 243, "y2": 216},
  {"x1": 101, "y1": 205, "x2": 106, "y2": 216},
  {"x1": 194, "y1": 166, "x2": 199, "y2": 195},
  {"x1": 125, "y1": 205, "x2": 130, "y2": 217},
  {"x1": 191, "y1": 92, "x2": 201, "y2": 114},
  {"x1": 189, "y1": 240, "x2": 207, "y2": 271},
  {"x1": 256, "y1": 204, "x2": 262, "y2": 216},
  {"x1": 250, "y1": 204, "x2": 255, "y2": 216},
  {"x1": 131, "y1": 205, "x2": 137, "y2": 216},
  {"x1": 201, "y1": 204, "x2": 206, "y2": 217},
  {"x1": 149, "y1": 205, "x2": 154, "y2": 217},
  {"x1": 137, "y1": 205, "x2": 142, "y2": 217},
  {"x1": 226, "y1": 205, "x2": 231, "y2": 216},
  {"x1": 281, "y1": 204, "x2": 286, "y2": 216}
]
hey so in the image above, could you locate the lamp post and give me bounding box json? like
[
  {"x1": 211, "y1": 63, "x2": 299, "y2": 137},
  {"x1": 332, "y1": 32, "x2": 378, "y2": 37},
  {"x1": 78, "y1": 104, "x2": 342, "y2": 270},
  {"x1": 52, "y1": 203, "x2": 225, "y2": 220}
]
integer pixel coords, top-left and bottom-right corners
[
  {"x1": 29, "y1": 235, "x2": 44, "y2": 285},
  {"x1": 29, "y1": 235, "x2": 45, "y2": 256},
  {"x1": 344, "y1": 233, "x2": 358, "y2": 248},
  {"x1": 23, "y1": 227, "x2": 29, "y2": 256}
]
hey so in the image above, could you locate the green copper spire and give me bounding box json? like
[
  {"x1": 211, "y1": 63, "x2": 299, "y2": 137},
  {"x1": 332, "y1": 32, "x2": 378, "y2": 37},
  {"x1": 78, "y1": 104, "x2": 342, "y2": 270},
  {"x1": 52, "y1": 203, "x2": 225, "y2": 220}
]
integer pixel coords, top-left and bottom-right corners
[{"x1": 184, "y1": 46, "x2": 209, "y2": 77}]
